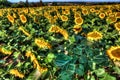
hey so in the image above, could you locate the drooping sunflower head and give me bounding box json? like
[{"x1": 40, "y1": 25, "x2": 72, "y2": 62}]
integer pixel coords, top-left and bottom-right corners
[
  {"x1": 73, "y1": 25, "x2": 82, "y2": 34},
  {"x1": 107, "y1": 46, "x2": 120, "y2": 61},
  {"x1": 7, "y1": 14, "x2": 14, "y2": 23},
  {"x1": 87, "y1": 31, "x2": 103, "y2": 41},
  {"x1": 20, "y1": 14, "x2": 27, "y2": 23},
  {"x1": 99, "y1": 13, "x2": 105, "y2": 19},
  {"x1": 35, "y1": 38, "x2": 52, "y2": 49},
  {"x1": 114, "y1": 22, "x2": 120, "y2": 31},
  {"x1": 75, "y1": 17, "x2": 83, "y2": 25},
  {"x1": 60, "y1": 15, "x2": 68, "y2": 21},
  {"x1": 9, "y1": 69, "x2": 24, "y2": 78}
]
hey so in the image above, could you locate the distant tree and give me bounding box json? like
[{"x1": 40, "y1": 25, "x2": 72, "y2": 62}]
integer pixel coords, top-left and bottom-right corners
[{"x1": 40, "y1": 0, "x2": 43, "y2": 6}]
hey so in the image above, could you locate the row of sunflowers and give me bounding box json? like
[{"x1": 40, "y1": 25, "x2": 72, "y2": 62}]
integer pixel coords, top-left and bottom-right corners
[{"x1": 0, "y1": 4, "x2": 120, "y2": 79}]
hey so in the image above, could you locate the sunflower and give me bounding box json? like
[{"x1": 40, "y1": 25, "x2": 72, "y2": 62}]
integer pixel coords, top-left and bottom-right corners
[
  {"x1": 73, "y1": 25, "x2": 82, "y2": 34},
  {"x1": 13, "y1": 13, "x2": 17, "y2": 18},
  {"x1": 7, "y1": 14, "x2": 14, "y2": 23},
  {"x1": 87, "y1": 31, "x2": 103, "y2": 41},
  {"x1": 105, "y1": 10, "x2": 112, "y2": 16},
  {"x1": 82, "y1": 9, "x2": 89, "y2": 15},
  {"x1": 61, "y1": 15, "x2": 68, "y2": 21},
  {"x1": 9, "y1": 69, "x2": 24, "y2": 78},
  {"x1": 59, "y1": 29, "x2": 69, "y2": 40},
  {"x1": 0, "y1": 47, "x2": 12, "y2": 55},
  {"x1": 49, "y1": 25, "x2": 61, "y2": 33},
  {"x1": 106, "y1": 16, "x2": 117, "y2": 24},
  {"x1": 20, "y1": 14, "x2": 27, "y2": 23},
  {"x1": 106, "y1": 46, "x2": 120, "y2": 61},
  {"x1": 34, "y1": 17, "x2": 39, "y2": 24},
  {"x1": 115, "y1": 12, "x2": 120, "y2": 18},
  {"x1": 0, "y1": 11, "x2": 3, "y2": 16},
  {"x1": 74, "y1": 12, "x2": 81, "y2": 18},
  {"x1": 75, "y1": 17, "x2": 83, "y2": 25},
  {"x1": 90, "y1": 8, "x2": 96, "y2": 13},
  {"x1": 18, "y1": 27, "x2": 30, "y2": 37},
  {"x1": 114, "y1": 22, "x2": 120, "y2": 31},
  {"x1": 26, "y1": 51, "x2": 48, "y2": 73},
  {"x1": 99, "y1": 13, "x2": 105, "y2": 19},
  {"x1": 95, "y1": 10, "x2": 100, "y2": 15},
  {"x1": 62, "y1": 9, "x2": 70, "y2": 15},
  {"x1": 35, "y1": 38, "x2": 52, "y2": 49}
]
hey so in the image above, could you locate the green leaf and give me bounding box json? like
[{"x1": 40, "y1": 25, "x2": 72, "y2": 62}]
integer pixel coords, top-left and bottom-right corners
[
  {"x1": 45, "y1": 53, "x2": 56, "y2": 63},
  {"x1": 69, "y1": 35, "x2": 75, "y2": 44},
  {"x1": 58, "y1": 71, "x2": 72, "y2": 80},
  {"x1": 94, "y1": 68, "x2": 105, "y2": 77},
  {"x1": 100, "y1": 73, "x2": 116, "y2": 80},
  {"x1": 67, "y1": 64, "x2": 75, "y2": 74},
  {"x1": 0, "y1": 69, "x2": 4, "y2": 74},
  {"x1": 27, "y1": 69, "x2": 41, "y2": 80},
  {"x1": 75, "y1": 64, "x2": 84, "y2": 76},
  {"x1": 54, "y1": 54, "x2": 72, "y2": 66},
  {"x1": 113, "y1": 66, "x2": 120, "y2": 74}
]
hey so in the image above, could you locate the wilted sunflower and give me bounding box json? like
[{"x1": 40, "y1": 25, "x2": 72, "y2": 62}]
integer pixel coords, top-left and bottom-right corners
[
  {"x1": 61, "y1": 15, "x2": 68, "y2": 21},
  {"x1": 99, "y1": 13, "x2": 105, "y2": 19},
  {"x1": 75, "y1": 17, "x2": 83, "y2": 25},
  {"x1": 9, "y1": 69, "x2": 24, "y2": 78},
  {"x1": 106, "y1": 46, "x2": 120, "y2": 61},
  {"x1": 20, "y1": 14, "x2": 27, "y2": 23},
  {"x1": 73, "y1": 25, "x2": 82, "y2": 34},
  {"x1": 7, "y1": 14, "x2": 14, "y2": 23},
  {"x1": 35, "y1": 38, "x2": 52, "y2": 49},
  {"x1": 87, "y1": 31, "x2": 103, "y2": 41},
  {"x1": 114, "y1": 22, "x2": 120, "y2": 31}
]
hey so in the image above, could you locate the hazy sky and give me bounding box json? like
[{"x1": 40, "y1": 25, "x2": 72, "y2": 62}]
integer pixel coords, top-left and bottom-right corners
[{"x1": 8, "y1": 0, "x2": 120, "y2": 3}]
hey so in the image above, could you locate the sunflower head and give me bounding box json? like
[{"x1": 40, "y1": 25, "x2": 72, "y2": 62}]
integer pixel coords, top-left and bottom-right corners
[
  {"x1": 114, "y1": 22, "x2": 120, "y2": 31},
  {"x1": 9, "y1": 69, "x2": 24, "y2": 78},
  {"x1": 82, "y1": 9, "x2": 89, "y2": 15},
  {"x1": 75, "y1": 17, "x2": 83, "y2": 25},
  {"x1": 106, "y1": 16, "x2": 117, "y2": 24},
  {"x1": 7, "y1": 14, "x2": 14, "y2": 23},
  {"x1": 20, "y1": 14, "x2": 27, "y2": 23},
  {"x1": 87, "y1": 31, "x2": 103, "y2": 41},
  {"x1": 73, "y1": 25, "x2": 82, "y2": 34},
  {"x1": 61, "y1": 15, "x2": 68, "y2": 21},
  {"x1": 90, "y1": 8, "x2": 96, "y2": 13},
  {"x1": 99, "y1": 13, "x2": 105, "y2": 19},
  {"x1": 107, "y1": 46, "x2": 120, "y2": 61},
  {"x1": 115, "y1": 12, "x2": 120, "y2": 18},
  {"x1": 49, "y1": 25, "x2": 61, "y2": 33},
  {"x1": 74, "y1": 12, "x2": 81, "y2": 18}
]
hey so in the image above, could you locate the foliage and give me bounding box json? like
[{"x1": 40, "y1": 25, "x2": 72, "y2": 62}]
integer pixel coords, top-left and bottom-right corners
[{"x1": 0, "y1": 4, "x2": 120, "y2": 80}]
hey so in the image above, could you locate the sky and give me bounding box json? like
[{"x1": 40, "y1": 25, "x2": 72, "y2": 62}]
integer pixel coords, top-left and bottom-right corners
[{"x1": 8, "y1": 0, "x2": 120, "y2": 3}]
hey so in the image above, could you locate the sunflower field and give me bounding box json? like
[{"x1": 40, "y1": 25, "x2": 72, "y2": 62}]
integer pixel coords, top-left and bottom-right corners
[{"x1": 0, "y1": 4, "x2": 120, "y2": 80}]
